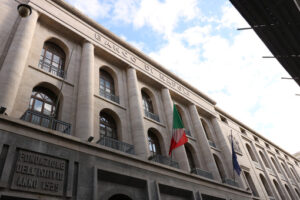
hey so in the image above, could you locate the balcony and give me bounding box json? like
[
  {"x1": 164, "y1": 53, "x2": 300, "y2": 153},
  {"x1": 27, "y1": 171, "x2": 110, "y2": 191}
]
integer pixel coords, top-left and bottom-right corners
[
  {"x1": 38, "y1": 60, "x2": 65, "y2": 78},
  {"x1": 208, "y1": 140, "x2": 216, "y2": 148},
  {"x1": 100, "y1": 89, "x2": 120, "y2": 104},
  {"x1": 21, "y1": 110, "x2": 71, "y2": 134},
  {"x1": 97, "y1": 136, "x2": 135, "y2": 155},
  {"x1": 144, "y1": 110, "x2": 160, "y2": 122},
  {"x1": 149, "y1": 154, "x2": 179, "y2": 169},
  {"x1": 185, "y1": 129, "x2": 191, "y2": 137},
  {"x1": 191, "y1": 168, "x2": 214, "y2": 180},
  {"x1": 222, "y1": 178, "x2": 239, "y2": 187}
]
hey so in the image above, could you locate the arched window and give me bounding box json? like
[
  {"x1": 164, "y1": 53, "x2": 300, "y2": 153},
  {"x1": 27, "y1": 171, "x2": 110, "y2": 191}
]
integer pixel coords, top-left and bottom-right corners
[
  {"x1": 99, "y1": 112, "x2": 117, "y2": 140},
  {"x1": 213, "y1": 154, "x2": 226, "y2": 182},
  {"x1": 271, "y1": 157, "x2": 280, "y2": 173},
  {"x1": 259, "y1": 174, "x2": 273, "y2": 196},
  {"x1": 285, "y1": 184, "x2": 295, "y2": 200},
  {"x1": 273, "y1": 180, "x2": 285, "y2": 199},
  {"x1": 201, "y1": 119, "x2": 213, "y2": 141},
  {"x1": 281, "y1": 163, "x2": 291, "y2": 178},
  {"x1": 290, "y1": 167, "x2": 300, "y2": 182},
  {"x1": 109, "y1": 194, "x2": 132, "y2": 200},
  {"x1": 185, "y1": 145, "x2": 195, "y2": 170},
  {"x1": 295, "y1": 188, "x2": 300, "y2": 199},
  {"x1": 26, "y1": 87, "x2": 57, "y2": 128},
  {"x1": 39, "y1": 42, "x2": 66, "y2": 78},
  {"x1": 148, "y1": 130, "x2": 161, "y2": 156},
  {"x1": 259, "y1": 151, "x2": 270, "y2": 168},
  {"x1": 246, "y1": 144, "x2": 257, "y2": 162},
  {"x1": 29, "y1": 87, "x2": 56, "y2": 117},
  {"x1": 100, "y1": 69, "x2": 119, "y2": 103},
  {"x1": 142, "y1": 91, "x2": 154, "y2": 113},
  {"x1": 244, "y1": 171, "x2": 259, "y2": 197}
]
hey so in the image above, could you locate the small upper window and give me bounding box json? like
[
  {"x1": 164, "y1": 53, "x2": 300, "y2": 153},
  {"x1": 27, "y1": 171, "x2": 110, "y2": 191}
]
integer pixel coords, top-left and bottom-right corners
[
  {"x1": 39, "y1": 42, "x2": 66, "y2": 78},
  {"x1": 253, "y1": 136, "x2": 259, "y2": 142},
  {"x1": 265, "y1": 143, "x2": 270, "y2": 149},
  {"x1": 285, "y1": 155, "x2": 289, "y2": 160},
  {"x1": 240, "y1": 128, "x2": 246, "y2": 135},
  {"x1": 220, "y1": 115, "x2": 228, "y2": 124}
]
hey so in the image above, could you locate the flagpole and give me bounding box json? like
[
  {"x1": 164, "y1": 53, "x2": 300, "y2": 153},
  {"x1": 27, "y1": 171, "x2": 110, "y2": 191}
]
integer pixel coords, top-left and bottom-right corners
[{"x1": 231, "y1": 130, "x2": 235, "y2": 182}]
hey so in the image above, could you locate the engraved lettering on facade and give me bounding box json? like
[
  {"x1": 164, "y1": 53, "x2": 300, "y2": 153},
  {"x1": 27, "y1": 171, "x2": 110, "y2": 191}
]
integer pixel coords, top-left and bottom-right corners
[
  {"x1": 95, "y1": 33, "x2": 101, "y2": 41},
  {"x1": 11, "y1": 150, "x2": 66, "y2": 196},
  {"x1": 113, "y1": 45, "x2": 120, "y2": 54},
  {"x1": 94, "y1": 32, "x2": 192, "y2": 100},
  {"x1": 144, "y1": 64, "x2": 153, "y2": 74},
  {"x1": 104, "y1": 40, "x2": 112, "y2": 49},
  {"x1": 121, "y1": 50, "x2": 128, "y2": 58},
  {"x1": 130, "y1": 56, "x2": 136, "y2": 63}
]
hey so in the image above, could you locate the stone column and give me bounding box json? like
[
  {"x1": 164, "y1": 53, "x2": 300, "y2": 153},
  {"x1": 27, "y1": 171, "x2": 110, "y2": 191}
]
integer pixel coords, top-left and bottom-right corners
[
  {"x1": 75, "y1": 42, "x2": 94, "y2": 139},
  {"x1": 0, "y1": 10, "x2": 39, "y2": 114},
  {"x1": 127, "y1": 67, "x2": 149, "y2": 159},
  {"x1": 188, "y1": 104, "x2": 220, "y2": 180},
  {"x1": 161, "y1": 88, "x2": 189, "y2": 171}
]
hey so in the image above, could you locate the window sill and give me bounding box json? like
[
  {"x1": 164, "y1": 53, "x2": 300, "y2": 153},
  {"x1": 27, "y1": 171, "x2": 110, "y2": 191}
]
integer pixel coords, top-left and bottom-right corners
[
  {"x1": 94, "y1": 94, "x2": 126, "y2": 110},
  {"x1": 28, "y1": 65, "x2": 74, "y2": 87},
  {"x1": 144, "y1": 116, "x2": 166, "y2": 128}
]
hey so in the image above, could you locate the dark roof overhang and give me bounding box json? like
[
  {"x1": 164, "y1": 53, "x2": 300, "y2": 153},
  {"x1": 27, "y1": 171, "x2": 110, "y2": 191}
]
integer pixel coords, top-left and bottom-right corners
[{"x1": 230, "y1": 0, "x2": 300, "y2": 86}]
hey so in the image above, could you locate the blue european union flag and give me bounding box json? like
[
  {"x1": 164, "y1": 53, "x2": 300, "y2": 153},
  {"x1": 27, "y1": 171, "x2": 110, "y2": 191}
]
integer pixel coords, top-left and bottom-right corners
[{"x1": 232, "y1": 138, "x2": 241, "y2": 176}]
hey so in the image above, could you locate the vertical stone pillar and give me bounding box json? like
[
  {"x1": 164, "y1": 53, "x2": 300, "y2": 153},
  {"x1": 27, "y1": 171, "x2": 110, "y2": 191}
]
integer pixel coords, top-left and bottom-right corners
[
  {"x1": 161, "y1": 88, "x2": 189, "y2": 171},
  {"x1": 127, "y1": 67, "x2": 149, "y2": 159},
  {"x1": 0, "y1": 10, "x2": 39, "y2": 114},
  {"x1": 188, "y1": 104, "x2": 220, "y2": 180},
  {"x1": 75, "y1": 42, "x2": 94, "y2": 139}
]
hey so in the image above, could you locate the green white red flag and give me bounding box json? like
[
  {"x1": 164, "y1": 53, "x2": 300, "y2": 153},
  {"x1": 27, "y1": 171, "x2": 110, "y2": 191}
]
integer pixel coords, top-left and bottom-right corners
[{"x1": 168, "y1": 104, "x2": 188, "y2": 155}]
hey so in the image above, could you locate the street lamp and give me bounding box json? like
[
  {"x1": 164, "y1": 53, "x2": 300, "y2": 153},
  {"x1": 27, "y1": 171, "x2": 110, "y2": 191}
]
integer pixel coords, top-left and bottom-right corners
[{"x1": 17, "y1": 4, "x2": 32, "y2": 18}]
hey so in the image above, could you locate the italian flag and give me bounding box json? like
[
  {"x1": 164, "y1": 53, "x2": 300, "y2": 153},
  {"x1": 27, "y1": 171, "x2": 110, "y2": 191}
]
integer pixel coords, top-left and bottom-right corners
[{"x1": 169, "y1": 104, "x2": 188, "y2": 155}]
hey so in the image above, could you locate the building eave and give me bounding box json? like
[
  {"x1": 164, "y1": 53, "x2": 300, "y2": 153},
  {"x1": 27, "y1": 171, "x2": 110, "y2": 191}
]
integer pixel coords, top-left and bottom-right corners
[{"x1": 230, "y1": 0, "x2": 300, "y2": 86}]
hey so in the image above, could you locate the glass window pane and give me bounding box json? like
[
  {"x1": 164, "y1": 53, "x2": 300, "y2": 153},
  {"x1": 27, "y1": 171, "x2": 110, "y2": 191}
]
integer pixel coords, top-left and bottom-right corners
[
  {"x1": 45, "y1": 51, "x2": 52, "y2": 59},
  {"x1": 29, "y1": 98, "x2": 33, "y2": 109},
  {"x1": 43, "y1": 103, "x2": 52, "y2": 115},
  {"x1": 33, "y1": 100, "x2": 43, "y2": 112},
  {"x1": 53, "y1": 55, "x2": 60, "y2": 63}
]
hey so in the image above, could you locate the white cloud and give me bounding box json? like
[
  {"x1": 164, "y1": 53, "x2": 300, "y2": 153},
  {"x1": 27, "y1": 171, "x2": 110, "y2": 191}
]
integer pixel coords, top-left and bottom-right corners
[
  {"x1": 65, "y1": 0, "x2": 112, "y2": 18},
  {"x1": 133, "y1": 0, "x2": 199, "y2": 35}
]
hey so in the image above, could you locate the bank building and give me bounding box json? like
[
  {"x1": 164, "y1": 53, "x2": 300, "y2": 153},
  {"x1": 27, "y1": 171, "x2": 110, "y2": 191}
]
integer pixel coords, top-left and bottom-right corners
[{"x1": 0, "y1": 0, "x2": 300, "y2": 200}]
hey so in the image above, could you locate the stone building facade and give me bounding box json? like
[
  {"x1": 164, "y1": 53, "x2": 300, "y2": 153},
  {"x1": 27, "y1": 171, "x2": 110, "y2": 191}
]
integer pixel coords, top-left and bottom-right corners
[{"x1": 0, "y1": 0, "x2": 299, "y2": 199}]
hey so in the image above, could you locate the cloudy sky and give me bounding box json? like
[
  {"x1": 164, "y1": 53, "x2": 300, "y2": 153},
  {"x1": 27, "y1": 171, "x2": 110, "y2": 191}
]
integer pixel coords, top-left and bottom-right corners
[{"x1": 65, "y1": 0, "x2": 300, "y2": 154}]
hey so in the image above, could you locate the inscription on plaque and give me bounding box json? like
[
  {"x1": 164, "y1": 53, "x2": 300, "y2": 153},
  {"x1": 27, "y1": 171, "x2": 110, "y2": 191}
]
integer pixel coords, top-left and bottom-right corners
[{"x1": 11, "y1": 150, "x2": 67, "y2": 196}]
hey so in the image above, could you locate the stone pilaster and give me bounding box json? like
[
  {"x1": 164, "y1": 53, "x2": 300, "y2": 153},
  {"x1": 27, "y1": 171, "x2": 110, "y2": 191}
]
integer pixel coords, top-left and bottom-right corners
[
  {"x1": 0, "y1": 10, "x2": 39, "y2": 114},
  {"x1": 161, "y1": 88, "x2": 189, "y2": 171},
  {"x1": 188, "y1": 104, "x2": 220, "y2": 180},
  {"x1": 75, "y1": 42, "x2": 94, "y2": 139},
  {"x1": 127, "y1": 67, "x2": 149, "y2": 159}
]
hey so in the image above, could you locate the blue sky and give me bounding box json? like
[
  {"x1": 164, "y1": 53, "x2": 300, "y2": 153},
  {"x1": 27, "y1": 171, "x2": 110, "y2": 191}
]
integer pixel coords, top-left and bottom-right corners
[{"x1": 66, "y1": 0, "x2": 300, "y2": 154}]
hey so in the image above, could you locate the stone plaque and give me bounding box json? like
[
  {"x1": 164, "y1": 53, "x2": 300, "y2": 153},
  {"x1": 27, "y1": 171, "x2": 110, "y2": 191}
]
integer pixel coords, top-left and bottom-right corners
[{"x1": 11, "y1": 150, "x2": 67, "y2": 196}]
